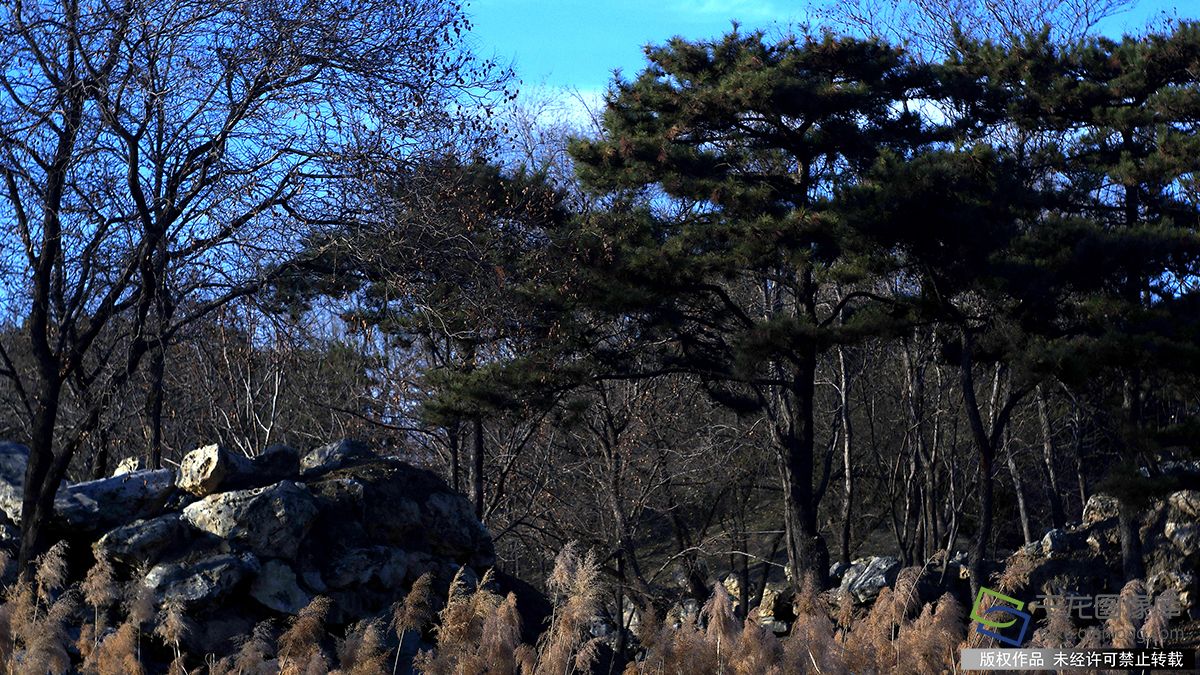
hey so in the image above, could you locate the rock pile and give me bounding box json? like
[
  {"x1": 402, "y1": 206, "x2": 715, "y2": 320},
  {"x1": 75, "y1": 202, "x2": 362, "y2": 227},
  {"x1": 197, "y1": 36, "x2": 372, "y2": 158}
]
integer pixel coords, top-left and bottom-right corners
[
  {"x1": 997, "y1": 487, "x2": 1200, "y2": 619},
  {"x1": 0, "y1": 439, "x2": 497, "y2": 654}
]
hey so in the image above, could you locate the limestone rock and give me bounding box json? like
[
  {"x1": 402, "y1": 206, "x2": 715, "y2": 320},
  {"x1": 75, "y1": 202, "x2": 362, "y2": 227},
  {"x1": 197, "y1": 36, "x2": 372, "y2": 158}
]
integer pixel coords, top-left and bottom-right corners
[
  {"x1": 1082, "y1": 494, "x2": 1120, "y2": 526},
  {"x1": 1146, "y1": 570, "x2": 1196, "y2": 616},
  {"x1": 0, "y1": 442, "x2": 29, "y2": 521},
  {"x1": 306, "y1": 459, "x2": 494, "y2": 568},
  {"x1": 300, "y1": 438, "x2": 375, "y2": 476},
  {"x1": 250, "y1": 559, "x2": 312, "y2": 614},
  {"x1": 1165, "y1": 521, "x2": 1200, "y2": 558},
  {"x1": 1041, "y1": 528, "x2": 1084, "y2": 558},
  {"x1": 95, "y1": 513, "x2": 185, "y2": 567},
  {"x1": 112, "y1": 457, "x2": 145, "y2": 476},
  {"x1": 1168, "y1": 490, "x2": 1200, "y2": 521},
  {"x1": 177, "y1": 444, "x2": 253, "y2": 496},
  {"x1": 54, "y1": 469, "x2": 175, "y2": 532},
  {"x1": 253, "y1": 444, "x2": 300, "y2": 481},
  {"x1": 324, "y1": 546, "x2": 409, "y2": 589},
  {"x1": 182, "y1": 481, "x2": 317, "y2": 559},
  {"x1": 840, "y1": 556, "x2": 901, "y2": 604},
  {"x1": 143, "y1": 552, "x2": 259, "y2": 606}
]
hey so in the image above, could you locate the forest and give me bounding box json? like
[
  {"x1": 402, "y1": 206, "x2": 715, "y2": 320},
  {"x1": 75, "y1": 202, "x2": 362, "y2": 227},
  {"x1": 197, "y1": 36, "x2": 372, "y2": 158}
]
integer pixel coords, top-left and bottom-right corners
[{"x1": 0, "y1": 0, "x2": 1198, "y2": 672}]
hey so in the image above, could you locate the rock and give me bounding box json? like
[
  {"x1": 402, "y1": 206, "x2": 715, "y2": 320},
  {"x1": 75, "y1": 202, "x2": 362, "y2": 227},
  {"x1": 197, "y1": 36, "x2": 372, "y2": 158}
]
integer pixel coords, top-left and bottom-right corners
[
  {"x1": 182, "y1": 481, "x2": 318, "y2": 559},
  {"x1": 757, "y1": 581, "x2": 794, "y2": 625},
  {"x1": 1158, "y1": 460, "x2": 1200, "y2": 478},
  {"x1": 840, "y1": 556, "x2": 901, "y2": 604},
  {"x1": 1146, "y1": 570, "x2": 1197, "y2": 616},
  {"x1": 1168, "y1": 490, "x2": 1200, "y2": 521},
  {"x1": 143, "y1": 552, "x2": 259, "y2": 606},
  {"x1": 253, "y1": 444, "x2": 300, "y2": 481},
  {"x1": 95, "y1": 513, "x2": 185, "y2": 567},
  {"x1": 177, "y1": 444, "x2": 299, "y2": 497},
  {"x1": 1086, "y1": 525, "x2": 1120, "y2": 553},
  {"x1": 1041, "y1": 528, "x2": 1084, "y2": 558},
  {"x1": 54, "y1": 469, "x2": 175, "y2": 532},
  {"x1": 1165, "y1": 521, "x2": 1200, "y2": 558},
  {"x1": 306, "y1": 460, "x2": 494, "y2": 568},
  {"x1": 828, "y1": 561, "x2": 850, "y2": 583},
  {"x1": 0, "y1": 517, "x2": 16, "y2": 546},
  {"x1": 324, "y1": 546, "x2": 409, "y2": 589},
  {"x1": 300, "y1": 438, "x2": 375, "y2": 476},
  {"x1": 722, "y1": 574, "x2": 742, "y2": 604},
  {"x1": 1082, "y1": 494, "x2": 1120, "y2": 526},
  {"x1": 183, "y1": 608, "x2": 256, "y2": 660},
  {"x1": 250, "y1": 559, "x2": 312, "y2": 614},
  {"x1": 112, "y1": 457, "x2": 145, "y2": 476},
  {"x1": 177, "y1": 444, "x2": 253, "y2": 496},
  {"x1": 0, "y1": 442, "x2": 29, "y2": 521}
]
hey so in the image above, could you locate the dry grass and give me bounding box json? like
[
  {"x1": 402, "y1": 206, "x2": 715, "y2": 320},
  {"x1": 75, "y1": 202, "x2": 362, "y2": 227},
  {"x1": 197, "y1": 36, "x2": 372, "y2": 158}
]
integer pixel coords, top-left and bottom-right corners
[
  {"x1": 0, "y1": 538, "x2": 1188, "y2": 674},
  {"x1": 1106, "y1": 579, "x2": 1147, "y2": 649},
  {"x1": 335, "y1": 618, "x2": 390, "y2": 675},
  {"x1": 278, "y1": 595, "x2": 333, "y2": 674},
  {"x1": 210, "y1": 620, "x2": 276, "y2": 675}
]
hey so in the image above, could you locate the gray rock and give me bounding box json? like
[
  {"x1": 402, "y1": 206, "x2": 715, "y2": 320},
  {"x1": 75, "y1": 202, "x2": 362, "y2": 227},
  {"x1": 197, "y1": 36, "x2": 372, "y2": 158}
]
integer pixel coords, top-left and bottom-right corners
[
  {"x1": 307, "y1": 460, "x2": 495, "y2": 568},
  {"x1": 177, "y1": 443, "x2": 300, "y2": 497},
  {"x1": 182, "y1": 481, "x2": 318, "y2": 559},
  {"x1": 1158, "y1": 460, "x2": 1200, "y2": 478},
  {"x1": 1145, "y1": 570, "x2": 1196, "y2": 616},
  {"x1": 1166, "y1": 521, "x2": 1200, "y2": 558},
  {"x1": 112, "y1": 457, "x2": 145, "y2": 476},
  {"x1": 297, "y1": 559, "x2": 328, "y2": 593},
  {"x1": 300, "y1": 438, "x2": 374, "y2": 475},
  {"x1": 253, "y1": 444, "x2": 300, "y2": 480},
  {"x1": 250, "y1": 559, "x2": 312, "y2": 614},
  {"x1": 95, "y1": 513, "x2": 184, "y2": 567},
  {"x1": 840, "y1": 556, "x2": 901, "y2": 604},
  {"x1": 0, "y1": 517, "x2": 17, "y2": 546},
  {"x1": 0, "y1": 442, "x2": 30, "y2": 521},
  {"x1": 829, "y1": 561, "x2": 850, "y2": 582},
  {"x1": 1041, "y1": 528, "x2": 1084, "y2": 558},
  {"x1": 54, "y1": 469, "x2": 175, "y2": 532},
  {"x1": 1082, "y1": 494, "x2": 1120, "y2": 526},
  {"x1": 324, "y1": 546, "x2": 408, "y2": 589},
  {"x1": 1168, "y1": 490, "x2": 1200, "y2": 521},
  {"x1": 1086, "y1": 525, "x2": 1120, "y2": 553},
  {"x1": 177, "y1": 444, "x2": 254, "y2": 496},
  {"x1": 424, "y1": 492, "x2": 495, "y2": 567},
  {"x1": 143, "y1": 552, "x2": 259, "y2": 606}
]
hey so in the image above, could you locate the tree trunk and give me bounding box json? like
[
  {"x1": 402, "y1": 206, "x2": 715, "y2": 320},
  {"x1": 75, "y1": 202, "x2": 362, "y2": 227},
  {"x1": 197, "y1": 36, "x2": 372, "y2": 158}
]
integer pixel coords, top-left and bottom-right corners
[
  {"x1": 18, "y1": 376, "x2": 63, "y2": 575},
  {"x1": 90, "y1": 426, "x2": 111, "y2": 480},
  {"x1": 1036, "y1": 384, "x2": 1066, "y2": 529},
  {"x1": 1004, "y1": 432, "x2": 1032, "y2": 545},
  {"x1": 971, "y1": 448, "x2": 995, "y2": 594},
  {"x1": 448, "y1": 422, "x2": 461, "y2": 493},
  {"x1": 837, "y1": 346, "x2": 854, "y2": 567},
  {"x1": 775, "y1": 346, "x2": 829, "y2": 591},
  {"x1": 1117, "y1": 500, "x2": 1145, "y2": 580},
  {"x1": 960, "y1": 331, "x2": 995, "y2": 594},
  {"x1": 471, "y1": 416, "x2": 484, "y2": 520},
  {"x1": 146, "y1": 343, "x2": 167, "y2": 469}
]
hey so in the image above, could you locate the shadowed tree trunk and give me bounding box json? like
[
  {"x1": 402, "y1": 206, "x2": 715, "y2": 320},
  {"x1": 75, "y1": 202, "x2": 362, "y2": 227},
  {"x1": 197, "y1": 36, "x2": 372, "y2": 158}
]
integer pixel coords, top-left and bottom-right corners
[{"x1": 1036, "y1": 384, "x2": 1067, "y2": 529}]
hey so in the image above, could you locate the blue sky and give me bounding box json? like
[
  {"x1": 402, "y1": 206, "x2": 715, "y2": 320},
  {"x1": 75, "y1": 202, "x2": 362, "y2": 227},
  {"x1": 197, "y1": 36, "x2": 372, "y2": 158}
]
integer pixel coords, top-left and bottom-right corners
[{"x1": 467, "y1": 0, "x2": 1189, "y2": 96}]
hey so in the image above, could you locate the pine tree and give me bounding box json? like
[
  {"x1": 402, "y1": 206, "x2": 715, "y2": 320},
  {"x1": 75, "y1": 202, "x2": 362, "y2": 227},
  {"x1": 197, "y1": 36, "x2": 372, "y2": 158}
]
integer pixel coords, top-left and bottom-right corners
[
  {"x1": 568, "y1": 28, "x2": 935, "y2": 586},
  {"x1": 975, "y1": 23, "x2": 1200, "y2": 579}
]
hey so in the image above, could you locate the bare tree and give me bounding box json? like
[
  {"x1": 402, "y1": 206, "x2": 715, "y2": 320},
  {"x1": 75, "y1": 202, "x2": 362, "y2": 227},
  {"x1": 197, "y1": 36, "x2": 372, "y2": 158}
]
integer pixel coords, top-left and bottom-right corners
[
  {"x1": 0, "y1": 0, "x2": 508, "y2": 572},
  {"x1": 817, "y1": 0, "x2": 1136, "y2": 59}
]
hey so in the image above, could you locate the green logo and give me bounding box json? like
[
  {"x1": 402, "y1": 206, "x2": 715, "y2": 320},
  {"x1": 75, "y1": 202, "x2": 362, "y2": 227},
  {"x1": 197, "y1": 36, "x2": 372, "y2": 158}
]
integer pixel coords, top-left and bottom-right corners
[{"x1": 971, "y1": 587, "x2": 1031, "y2": 647}]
